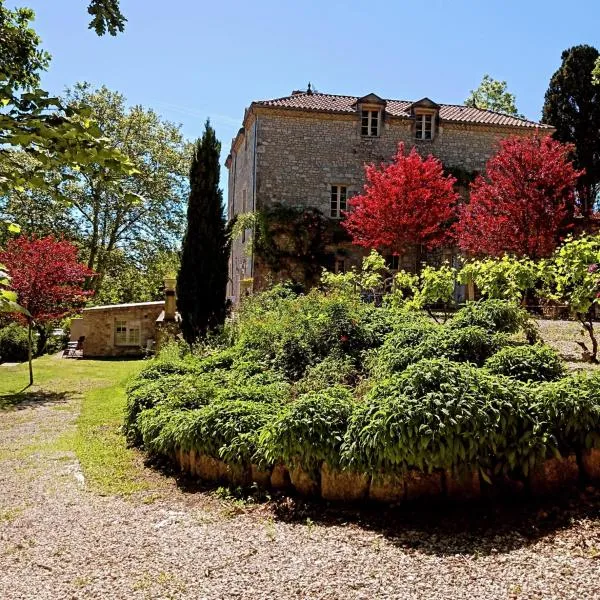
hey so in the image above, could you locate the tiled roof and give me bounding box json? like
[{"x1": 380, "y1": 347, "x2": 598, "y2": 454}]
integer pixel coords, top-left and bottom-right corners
[
  {"x1": 253, "y1": 92, "x2": 550, "y2": 129},
  {"x1": 83, "y1": 301, "x2": 164, "y2": 311}
]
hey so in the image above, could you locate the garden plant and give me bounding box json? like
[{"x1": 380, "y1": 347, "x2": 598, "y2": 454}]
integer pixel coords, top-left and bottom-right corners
[{"x1": 124, "y1": 253, "x2": 600, "y2": 503}]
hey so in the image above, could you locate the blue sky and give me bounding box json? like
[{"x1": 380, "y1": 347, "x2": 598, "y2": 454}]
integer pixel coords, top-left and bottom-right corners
[{"x1": 16, "y1": 0, "x2": 600, "y2": 174}]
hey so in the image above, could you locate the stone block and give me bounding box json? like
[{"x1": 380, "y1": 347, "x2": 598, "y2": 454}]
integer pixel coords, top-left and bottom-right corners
[
  {"x1": 289, "y1": 465, "x2": 319, "y2": 497},
  {"x1": 270, "y1": 464, "x2": 291, "y2": 490},
  {"x1": 369, "y1": 473, "x2": 405, "y2": 504},
  {"x1": 581, "y1": 448, "x2": 600, "y2": 481},
  {"x1": 445, "y1": 469, "x2": 480, "y2": 501},
  {"x1": 320, "y1": 463, "x2": 369, "y2": 502},
  {"x1": 529, "y1": 455, "x2": 579, "y2": 495},
  {"x1": 405, "y1": 469, "x2": 443, "y2": 501}
]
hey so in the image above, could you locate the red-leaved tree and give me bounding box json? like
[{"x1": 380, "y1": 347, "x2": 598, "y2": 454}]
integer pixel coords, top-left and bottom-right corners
[
  {"x1": 457, "y1": 135, "x2": 582, "y2": 259},
  {"x1": 0, "y1": 236, "x2": 94, "y2": 383},
  {"x1": 342, "y1": 143, "x2": 459, "y2": 256}
]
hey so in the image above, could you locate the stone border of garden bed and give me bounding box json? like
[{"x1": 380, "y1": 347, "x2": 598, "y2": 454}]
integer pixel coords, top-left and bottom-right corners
[{"x1": 172, "y1": 447, "x2": 600, "y2": 504}]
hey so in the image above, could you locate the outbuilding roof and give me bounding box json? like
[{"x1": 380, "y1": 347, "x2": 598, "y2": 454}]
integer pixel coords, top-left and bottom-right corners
[{"x1": 83, "y1": 301, "x2": 164, "y2": 311}]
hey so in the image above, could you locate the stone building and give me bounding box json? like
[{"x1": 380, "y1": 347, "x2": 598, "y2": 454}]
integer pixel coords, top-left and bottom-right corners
[
  {"x1": 225, "y1": 88, "x2": 552, "y2": 301},
  {"x1": 80, "y1": 277, "x2": 180, "y2": 357}
]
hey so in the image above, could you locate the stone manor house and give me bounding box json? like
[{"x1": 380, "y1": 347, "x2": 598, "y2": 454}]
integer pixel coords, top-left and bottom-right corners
[{"x1": 225, "y1": 87, "x2": 552, "y2": 302}]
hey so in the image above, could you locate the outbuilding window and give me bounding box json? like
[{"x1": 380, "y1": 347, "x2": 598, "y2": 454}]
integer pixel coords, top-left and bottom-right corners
[{"x1": 115, "y1": 320, "x2": 141, "y2": 346}]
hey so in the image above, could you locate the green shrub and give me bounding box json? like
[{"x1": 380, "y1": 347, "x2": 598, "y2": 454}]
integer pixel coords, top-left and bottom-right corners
[
  {"x1": 136, "y1": 357, "x2": 198, "y2": 380},
  {"x1": 217, "y1": 380, "x2": 291, "y2": 405},
  {"x1": 295, "y1": 353, "x2": 358, "y2": 394},
  {"x1": 450, "y1": 300, "x2": 530, "y2": 335},
  {"x1": 343, "y1": 359, "x2": 541, "y2": 476},
  {"x1": 0, "y1": 323, "x2": 29, "y2": 363},
  {"x1": 485, "y1": 344, "x2": 565, "y2": 382},
  {"x1": 124, "y1": 374, "x2": 218, "y2": 444},
  {"x1": 260, "y1": 386, "x2": 354, "y2": 469},
  {"x1": 141, "y1": 401, "x2": 278, "y2": 465},
  {"x1": 371, "y1": 324, "x2": 503, "y2": 375},
  {"x1": 533, "y1": 371, "x2": 600, "y2": 455}
]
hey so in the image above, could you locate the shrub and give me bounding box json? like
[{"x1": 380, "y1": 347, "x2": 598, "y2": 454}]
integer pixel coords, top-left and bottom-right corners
[
  {"x1": 0, "y1": 323, "x2": 29, "y2": 363},
  {"x1": 260, "y1": 386, "x2": 354, "y2": 470},
  {"x1": 533, "y1": 371, "x2": 600, "y2": 455},
  {"x1": 124, "y1": 374, "x2": 218, "y2": 444},
  {"x1": 140, "y1": 401, "x2": 278, "y2": 465},
  {"x1": 370, "y1": 323, "x2": 503, "y2": 375},
  {"x1": 136, "y1": 357, "x2": 198, "y2": 381},
  {"x1": 342, "y1": 359, "x2": 541, "y2": 476},
  {"x1": 295, "y1": 353, "x2": 358, "y2": 394},
  {"x1": 485, "y1": 344, "x2": 565, "y2": 382},
  {"x1": 450, "y1": 299, "x2": 531, "y2": 335}
]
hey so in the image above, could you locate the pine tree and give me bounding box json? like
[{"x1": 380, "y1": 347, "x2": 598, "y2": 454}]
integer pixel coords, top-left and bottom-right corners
[
  {"x1": 177, "y1": 120, "x2": 228, "y2": 343},
  {"x1": 542, "y1": 44, "x2": 600, "y2": 217}
]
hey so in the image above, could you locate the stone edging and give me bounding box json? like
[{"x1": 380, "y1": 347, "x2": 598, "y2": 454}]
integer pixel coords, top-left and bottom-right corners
[{"x1": 172, "y1": 448, "x2": 600, "y2": 504}]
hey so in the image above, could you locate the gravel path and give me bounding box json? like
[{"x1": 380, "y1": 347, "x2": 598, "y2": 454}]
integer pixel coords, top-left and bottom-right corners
[{"x1": 1, "y1": 387, "x2": 600, "y2": 599}]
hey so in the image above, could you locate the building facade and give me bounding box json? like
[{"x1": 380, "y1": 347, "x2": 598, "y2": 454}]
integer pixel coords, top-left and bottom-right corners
[{"x1": 225, "y1": 89, "x2": 552, "y2": 302}]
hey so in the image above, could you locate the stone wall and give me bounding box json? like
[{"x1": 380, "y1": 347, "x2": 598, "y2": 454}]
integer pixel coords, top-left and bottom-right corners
[
  {"x1": 172, "y1": 447, "x2": 600, "y2": 505},
  {"x1": 253, "y1": 109, "x2": 535, "y2": 216},
  {"x1": 82, "y1": 302, "x2": 164, "y2": 357},
  {"x1": 227, "y1": 117, "x2": 257, "y2": 302}
]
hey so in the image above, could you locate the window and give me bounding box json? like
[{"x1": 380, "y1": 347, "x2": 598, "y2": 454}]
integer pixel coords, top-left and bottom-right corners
[
  {"x1": 415, "y1": 113, "x2": 434, "y2": 140},
  {"x1": 386, "y1": 255, "x2": 400, "y2": 270},
  {"x1": 330, "y1": 185, "x2": 347, "y2": 218},
  {"x1": 115, "y1": 320, "x2": 141, "y2": 346},
  {"x1": 335, "y1": 259, "x2": 346, "y2": 274},
  {"x1": 361, "y1": 109, "x2": 380, "y2": 136},
  {"x1": 115, "y1": 320, "x2": 127, "y2": 345}
]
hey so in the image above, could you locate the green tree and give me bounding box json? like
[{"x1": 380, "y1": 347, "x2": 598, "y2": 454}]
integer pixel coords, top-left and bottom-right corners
[
  {"x1": 177, "y1": 121, "x2": 228, "y2": 342},
  {"x1": 2, "y1": 83, "x2": 190, "y2": 288},
  {"x1": 545, "y1": 235, "x2": 600, "y2": 363},
  {"x1": 542, "y1": 44, "x2": 600, "y2": 217},
  {"x1": 0, "y1": 2, "x2": 50, "y2": 88},
  {"x1": 465, "y1": 75, "x2": 521, "y2": 116},
  {"x1": 87, "y1": 0, "x2": 125, "y2": 36},
  {"x1": 93, "y1": 249, "x2": 180, "y2": 305}
]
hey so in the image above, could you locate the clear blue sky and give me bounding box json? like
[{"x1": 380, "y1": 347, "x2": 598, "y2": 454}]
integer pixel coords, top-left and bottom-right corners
[{"x1": 15, "y1": 0, "x2": 600, "y2": 174}]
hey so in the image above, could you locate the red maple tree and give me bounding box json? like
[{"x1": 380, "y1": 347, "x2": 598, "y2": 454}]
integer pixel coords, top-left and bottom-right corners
[
  {"x1": 0, "y1": 236, "x2": 94, "y2": 323},
  {"x1": 457, "y1": 135, "x2": 582, "y2": 259},
  {"x1": 342, "y1": 143, "x2": 459, "y2": 255}
]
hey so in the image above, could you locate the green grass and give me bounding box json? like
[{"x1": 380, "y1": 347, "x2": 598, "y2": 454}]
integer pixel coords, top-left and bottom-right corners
[{"x1": 0, "y1": 355, "x2": 155, "y2": 496}]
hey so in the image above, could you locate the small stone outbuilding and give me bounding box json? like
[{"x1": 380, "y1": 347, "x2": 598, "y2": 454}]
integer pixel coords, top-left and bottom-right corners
[
  {"x1": 80, "y1": 277, "x2": 180, "y2": 358},
  {"x1": 81, "y1": 301, "x2": 166, "y2": 357}
]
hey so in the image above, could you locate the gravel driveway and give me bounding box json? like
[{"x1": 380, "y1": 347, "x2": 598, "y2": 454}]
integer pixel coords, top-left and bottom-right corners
[{"x1": 1, "y1": 386, "x2": 600, "y2": 599}]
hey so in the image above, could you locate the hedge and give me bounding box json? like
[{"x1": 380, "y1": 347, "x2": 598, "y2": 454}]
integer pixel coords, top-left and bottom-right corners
[
  {"x1": 124, "y1": 291, "x2": 600, "y2": 494},
  {"x1": 0, "y1": 323, "x2": 29, "y2": 363}
]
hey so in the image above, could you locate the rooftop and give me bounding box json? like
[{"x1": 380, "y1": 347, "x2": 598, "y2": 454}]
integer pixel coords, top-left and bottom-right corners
[
  {"x1": 83, "y1": 301, "x2": 165, "y2": 311},
  {"x1": 252, "y1": 91, "x2": 550, "y2": 129}
]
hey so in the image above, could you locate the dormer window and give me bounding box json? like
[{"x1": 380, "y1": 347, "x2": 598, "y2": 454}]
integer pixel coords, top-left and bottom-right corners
[
  {"x1": 361, "y1": 110, "x2": 380, "y2": 137},
  {"x1": 409, "y1": 98, "x2": 440, "y2": 142},
  {"x1": 415, "y1": 113, "x2": 434, "y2": 140}
]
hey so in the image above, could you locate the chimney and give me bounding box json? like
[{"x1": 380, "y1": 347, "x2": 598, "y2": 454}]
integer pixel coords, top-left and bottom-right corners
[{"x1": 164, "y1": 275, "x2": 176, "y2": 321}]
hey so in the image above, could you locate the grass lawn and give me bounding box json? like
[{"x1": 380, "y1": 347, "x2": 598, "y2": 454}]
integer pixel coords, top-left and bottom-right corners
[{"x1": 0, "y1": 355, "x2": 154, "y2": 496}]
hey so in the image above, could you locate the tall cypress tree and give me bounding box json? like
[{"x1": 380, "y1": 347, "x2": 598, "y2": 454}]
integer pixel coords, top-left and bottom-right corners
[
  {"x1": 177, "y1": 120, "x2": 228, "y2": 342},
  {"x1": 542, "y1": 45, "x2": 600, "y2": 217}
]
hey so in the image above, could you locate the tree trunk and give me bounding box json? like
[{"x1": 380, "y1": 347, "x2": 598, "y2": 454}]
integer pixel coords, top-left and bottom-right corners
[
  {"x1": 577, "y1": 312, "x2": 598, "y2": 363},
  {"x1": 27, "y1": 319, "x2": 33, "y2": 386}
]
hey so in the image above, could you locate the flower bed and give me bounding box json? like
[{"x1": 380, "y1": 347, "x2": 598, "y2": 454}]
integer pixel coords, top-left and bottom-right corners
[{"x1": 125, "y1": 290, "x2": 600, "y2": 505}]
